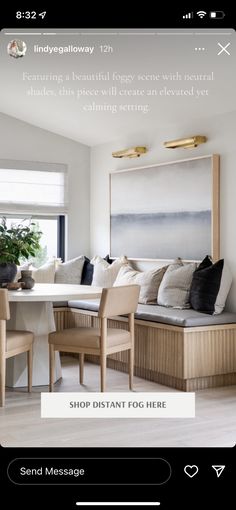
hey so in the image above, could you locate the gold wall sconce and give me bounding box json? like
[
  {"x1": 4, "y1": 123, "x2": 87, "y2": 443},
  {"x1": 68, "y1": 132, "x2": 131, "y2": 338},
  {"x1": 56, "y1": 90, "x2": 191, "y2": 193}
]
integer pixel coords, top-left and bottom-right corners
[
  {"x1": 112, "y1": 146, "x2": 147, "y2": 158},
  {"x1": 164, "y1": 136, "x2": 207, "y2": 149}
]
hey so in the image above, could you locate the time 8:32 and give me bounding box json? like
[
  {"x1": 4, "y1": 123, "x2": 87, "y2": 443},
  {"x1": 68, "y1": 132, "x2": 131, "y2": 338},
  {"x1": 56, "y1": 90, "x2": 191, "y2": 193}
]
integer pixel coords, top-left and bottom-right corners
[{"x1": 16, "y1": 11, "x2": 47, "y2": 19}]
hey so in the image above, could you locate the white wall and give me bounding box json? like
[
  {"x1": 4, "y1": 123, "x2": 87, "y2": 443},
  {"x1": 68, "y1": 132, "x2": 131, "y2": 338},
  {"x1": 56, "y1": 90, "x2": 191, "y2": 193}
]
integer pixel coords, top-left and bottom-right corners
[
  {"x1": 0, "y1": 113, "x2": 90, "y2": 259},
  {"x1": 90, "y1": 110, "x2": 236, "y2": 311}
]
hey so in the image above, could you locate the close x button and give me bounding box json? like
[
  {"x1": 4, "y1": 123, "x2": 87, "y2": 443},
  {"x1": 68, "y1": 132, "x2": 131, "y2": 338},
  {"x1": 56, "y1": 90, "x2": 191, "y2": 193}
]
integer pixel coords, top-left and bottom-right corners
[{"x1": 7, "y1": 458, "x2": 171, "y2": 485}]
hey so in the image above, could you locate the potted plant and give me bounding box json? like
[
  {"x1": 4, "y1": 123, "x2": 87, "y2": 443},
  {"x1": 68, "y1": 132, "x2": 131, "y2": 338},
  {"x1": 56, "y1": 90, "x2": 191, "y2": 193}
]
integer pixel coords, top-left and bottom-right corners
[{"x1": 0, "y1": 217, "x2": 42, "y2": 286}]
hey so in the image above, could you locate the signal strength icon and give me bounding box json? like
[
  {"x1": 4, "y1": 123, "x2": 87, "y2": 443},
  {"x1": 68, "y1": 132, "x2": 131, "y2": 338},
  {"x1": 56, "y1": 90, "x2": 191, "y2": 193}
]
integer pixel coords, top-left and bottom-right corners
[
  {"x1": 183, "y1": 12, "x2": 193, "y2": 19},
  {"x1": 197, "y1": 10, "x2": 207, "y2": 18}
]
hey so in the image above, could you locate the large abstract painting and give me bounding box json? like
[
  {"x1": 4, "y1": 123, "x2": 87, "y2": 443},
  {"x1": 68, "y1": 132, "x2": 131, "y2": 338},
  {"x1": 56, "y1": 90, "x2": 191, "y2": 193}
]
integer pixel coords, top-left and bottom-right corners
[{"x1": 110, "y1": 155, "x2": 219, "y2": 260}]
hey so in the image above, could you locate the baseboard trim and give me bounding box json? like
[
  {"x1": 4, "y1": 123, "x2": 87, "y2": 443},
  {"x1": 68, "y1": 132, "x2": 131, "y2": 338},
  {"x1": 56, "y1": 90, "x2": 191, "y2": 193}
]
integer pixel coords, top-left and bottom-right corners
[{"x1": 86, "y1": 355, "x2": 236, "y2": 391}]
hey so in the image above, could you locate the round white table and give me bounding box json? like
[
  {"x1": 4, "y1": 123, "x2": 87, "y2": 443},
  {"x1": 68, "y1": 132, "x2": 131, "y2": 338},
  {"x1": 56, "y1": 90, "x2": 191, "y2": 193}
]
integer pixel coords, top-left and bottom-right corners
[{"x1": 6, "y1": 284, "x2": 102, "y2": 388}]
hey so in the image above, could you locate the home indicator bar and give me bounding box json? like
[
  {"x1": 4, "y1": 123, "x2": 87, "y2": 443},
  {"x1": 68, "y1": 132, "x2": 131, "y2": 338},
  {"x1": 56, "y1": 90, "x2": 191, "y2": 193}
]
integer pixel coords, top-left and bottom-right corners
[{"x1": 75, "y1": 503, "x2": 161, "y2": 507}]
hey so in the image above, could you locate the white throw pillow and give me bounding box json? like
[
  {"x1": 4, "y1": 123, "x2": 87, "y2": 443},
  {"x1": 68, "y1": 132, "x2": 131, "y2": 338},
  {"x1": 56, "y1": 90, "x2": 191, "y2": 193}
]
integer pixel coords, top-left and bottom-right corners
[
  {"x1": 114, "y1": 264, "x2": 167, "y2": 304},
  {"x1": 55, "y1": 256, "x2": 85, "y2": 284},
  {"x1": 31, "y1": 260, "x2": 57, "y2": 283},
  {"x1": 91, "y1": 255, "x2": 128, "y2": 287},
  {"x1": 157, "y1": 262, "x2": 197, "y2": 309}
]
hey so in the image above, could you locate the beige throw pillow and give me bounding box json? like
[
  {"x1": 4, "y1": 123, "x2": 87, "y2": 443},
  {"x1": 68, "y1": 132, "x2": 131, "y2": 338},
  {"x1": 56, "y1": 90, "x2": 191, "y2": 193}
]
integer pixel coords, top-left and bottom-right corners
[
  {"x1": 91, "y1": 255, "x2": 128, "y2": 287},
  {"x1": 55, "y1": 256, "x2": 85, "y2": 284},
  {"x1": 157, "y1": 262, "x2": 197, "y2": 308},
  {"x1": 114, "y1": 264, "x2": 167, "y2": 304}
]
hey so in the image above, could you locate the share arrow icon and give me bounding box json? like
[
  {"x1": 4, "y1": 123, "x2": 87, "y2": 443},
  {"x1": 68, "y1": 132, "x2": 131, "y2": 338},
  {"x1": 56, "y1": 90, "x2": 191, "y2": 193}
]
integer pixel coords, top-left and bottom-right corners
[{"x1": 212, "y1": 465, "x2": 225, "y2": 478}]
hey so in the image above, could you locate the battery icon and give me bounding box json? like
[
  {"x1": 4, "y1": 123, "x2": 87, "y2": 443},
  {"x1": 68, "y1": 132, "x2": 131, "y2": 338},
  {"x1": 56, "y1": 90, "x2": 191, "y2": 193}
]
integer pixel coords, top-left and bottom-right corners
[{"x1": 210, "y1": 11, "x2": 225, "y2": 19}]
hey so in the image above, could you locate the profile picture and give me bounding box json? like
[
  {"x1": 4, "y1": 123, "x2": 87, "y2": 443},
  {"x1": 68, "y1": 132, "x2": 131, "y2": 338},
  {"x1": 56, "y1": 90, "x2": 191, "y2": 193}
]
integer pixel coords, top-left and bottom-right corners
[{"x1": 7, "y1": 39, "x2": 27, "y2": 58}]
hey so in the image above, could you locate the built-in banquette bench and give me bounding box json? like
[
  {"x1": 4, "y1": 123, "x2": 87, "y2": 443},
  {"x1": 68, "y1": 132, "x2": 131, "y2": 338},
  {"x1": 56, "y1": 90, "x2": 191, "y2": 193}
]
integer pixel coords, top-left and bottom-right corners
[{"x1": 53, "y1": 299, "x2": 236, "y2": 391}]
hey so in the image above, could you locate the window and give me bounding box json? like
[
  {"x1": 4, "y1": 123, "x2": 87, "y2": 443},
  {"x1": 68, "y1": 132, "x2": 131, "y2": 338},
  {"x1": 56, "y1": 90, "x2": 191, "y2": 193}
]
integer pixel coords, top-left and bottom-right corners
[
  {"x1": 4, "y1": 215, "x2": 61, "y2": 267},
  {"x1": 0, "y1": 160, "x2": 67, "y2": 264}
]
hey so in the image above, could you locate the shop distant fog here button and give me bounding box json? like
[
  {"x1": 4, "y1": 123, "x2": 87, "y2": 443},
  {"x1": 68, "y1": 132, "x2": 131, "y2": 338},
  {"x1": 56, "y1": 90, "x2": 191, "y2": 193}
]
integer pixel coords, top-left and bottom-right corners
[{"x1": 7, "y1": 458, "x2": 171, "y2": 485}]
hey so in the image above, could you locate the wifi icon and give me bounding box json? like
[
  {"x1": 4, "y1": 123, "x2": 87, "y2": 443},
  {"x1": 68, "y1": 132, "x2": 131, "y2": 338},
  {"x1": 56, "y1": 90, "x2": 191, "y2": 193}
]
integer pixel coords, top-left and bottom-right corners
[{"x1": 197, "y1": 10, "x2": 207, "y2": 18}]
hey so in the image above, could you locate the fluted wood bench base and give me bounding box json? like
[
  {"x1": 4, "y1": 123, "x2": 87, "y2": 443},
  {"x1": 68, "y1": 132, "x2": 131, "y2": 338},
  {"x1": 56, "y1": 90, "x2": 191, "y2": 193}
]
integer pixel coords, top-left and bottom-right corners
[{"x1": 54, "y1": 307, "x2": 236, "y2": 392}]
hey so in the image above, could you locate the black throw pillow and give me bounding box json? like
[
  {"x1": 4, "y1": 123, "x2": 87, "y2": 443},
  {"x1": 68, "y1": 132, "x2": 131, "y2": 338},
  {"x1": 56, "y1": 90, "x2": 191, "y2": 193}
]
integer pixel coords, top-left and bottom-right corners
[
  {"x1": 189, "y1": 255, "x2": 232, "y2": 315},
  {"x1": 81, "y1": 257, "x2": 94, "y2": 285},
  {"x1": 103, "y1": 254, "x2": 113, "y2": 264}
]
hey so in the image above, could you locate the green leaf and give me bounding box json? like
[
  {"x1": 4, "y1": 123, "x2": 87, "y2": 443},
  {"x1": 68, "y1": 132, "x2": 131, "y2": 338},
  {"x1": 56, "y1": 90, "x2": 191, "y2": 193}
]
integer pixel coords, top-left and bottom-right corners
[{"x1": 0, "y1": 216, "x2": 43, "y2": 264}]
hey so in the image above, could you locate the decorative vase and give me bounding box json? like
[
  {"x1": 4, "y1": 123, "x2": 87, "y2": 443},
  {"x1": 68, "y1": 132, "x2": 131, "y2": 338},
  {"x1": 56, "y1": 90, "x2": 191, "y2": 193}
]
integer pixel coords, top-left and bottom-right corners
[
  {"x1": 0, "y1": 262, "x2": 17, "y2": 287},
  {"x1": 18, "y1": 270, "x2": 35, "y2": 289}
]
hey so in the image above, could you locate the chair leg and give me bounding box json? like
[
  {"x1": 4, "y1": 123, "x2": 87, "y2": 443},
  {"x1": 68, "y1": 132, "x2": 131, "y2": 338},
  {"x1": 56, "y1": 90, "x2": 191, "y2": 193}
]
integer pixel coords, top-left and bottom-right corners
[
  {"x1": 49, "y1": 345, "x2": 55, "y2": 392},
  {"x1": 129, "y1": 347, "x2": 134, "y2": 391},
  {"x1": 79, "y1": 353, "x2": 84, "y2": 384},
  {"x1": 128, "y1": 313, "x2": 135, "y2": 391},
  {"x1": 100, "y1": 354, "x2": 106, "y2": 392},
  {"x1": 27, "y1": 346, "x2": 33, "y2": 393},
  {"x1": 0, "y1": 355, "x2": 5, "y2": 407}
]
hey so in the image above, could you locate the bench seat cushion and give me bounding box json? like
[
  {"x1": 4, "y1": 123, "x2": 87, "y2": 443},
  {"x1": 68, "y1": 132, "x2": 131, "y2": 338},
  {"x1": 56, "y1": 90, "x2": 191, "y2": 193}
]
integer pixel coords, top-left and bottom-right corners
[{"x1": 68, "y1": 299, "x2": 236, "y2": 327}]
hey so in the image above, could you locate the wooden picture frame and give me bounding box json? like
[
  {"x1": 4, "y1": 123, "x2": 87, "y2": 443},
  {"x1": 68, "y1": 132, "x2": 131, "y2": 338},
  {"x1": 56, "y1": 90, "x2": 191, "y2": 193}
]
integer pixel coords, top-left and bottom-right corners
[{"x1": 109, "y1": 154, "x2": 220, "y2": 261}]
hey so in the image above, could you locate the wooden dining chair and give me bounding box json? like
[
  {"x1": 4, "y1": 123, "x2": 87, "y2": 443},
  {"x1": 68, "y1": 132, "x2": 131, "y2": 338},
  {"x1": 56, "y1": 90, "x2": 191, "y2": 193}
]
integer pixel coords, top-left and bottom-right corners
[
  {"x1": 49, "y1": 285, "x2": 140, "y2": 392},
  {"x1": 0, "y1": 289, "x2": 34, "y2": 407}
]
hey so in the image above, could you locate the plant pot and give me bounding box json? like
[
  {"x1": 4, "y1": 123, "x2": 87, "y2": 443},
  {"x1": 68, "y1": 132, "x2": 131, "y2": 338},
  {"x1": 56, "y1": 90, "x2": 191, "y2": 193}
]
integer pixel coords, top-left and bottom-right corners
[{"x1": 0, "y1": 262, "x2": 17, "y2": 287}]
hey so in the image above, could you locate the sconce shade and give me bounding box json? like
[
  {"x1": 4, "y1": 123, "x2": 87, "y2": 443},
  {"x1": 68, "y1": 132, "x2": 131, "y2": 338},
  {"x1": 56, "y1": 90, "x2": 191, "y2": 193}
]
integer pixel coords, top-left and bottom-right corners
[
  {"x1": 112, "y1": 147, "x2": 147, "y2": 158},
  {"x1": 164, "y1": 136, "x2": 207, "y2": 149}
]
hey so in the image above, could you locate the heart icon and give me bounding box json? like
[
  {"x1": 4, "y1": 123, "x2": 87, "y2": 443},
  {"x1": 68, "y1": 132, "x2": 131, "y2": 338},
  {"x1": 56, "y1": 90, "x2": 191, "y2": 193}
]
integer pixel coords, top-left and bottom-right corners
[{"x1": 184, "y1": 465, "x2": 199, "y2": 478}]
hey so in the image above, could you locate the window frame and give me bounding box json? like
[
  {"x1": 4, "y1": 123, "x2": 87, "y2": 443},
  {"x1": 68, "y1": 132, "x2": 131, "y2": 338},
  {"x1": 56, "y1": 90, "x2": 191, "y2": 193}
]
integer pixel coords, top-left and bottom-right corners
[{"x1": 1, "y1": 213, "x2": 65, "y2": 261}]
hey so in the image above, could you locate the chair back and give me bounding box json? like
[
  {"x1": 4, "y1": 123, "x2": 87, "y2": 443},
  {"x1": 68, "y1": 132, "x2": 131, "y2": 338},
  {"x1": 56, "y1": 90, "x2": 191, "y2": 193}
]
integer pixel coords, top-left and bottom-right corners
[
  {"x1": 98, "y1": 285, "x2": 140, "y2": 318},
  {"x1": 0, "y1": 289, "x2": 10, "y2": 320}
]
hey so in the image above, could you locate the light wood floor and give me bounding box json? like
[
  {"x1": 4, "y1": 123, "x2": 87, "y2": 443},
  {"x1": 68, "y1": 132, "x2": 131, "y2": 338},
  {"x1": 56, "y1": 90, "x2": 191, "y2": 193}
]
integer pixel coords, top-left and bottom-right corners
[{"x1": 0, "y1": 356, "x2": 235, "y2": 447}]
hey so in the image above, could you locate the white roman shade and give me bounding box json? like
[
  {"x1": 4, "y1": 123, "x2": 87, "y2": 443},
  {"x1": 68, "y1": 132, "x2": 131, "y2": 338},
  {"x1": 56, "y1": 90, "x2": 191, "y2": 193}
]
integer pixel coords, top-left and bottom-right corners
[{"x1": 0, "y1": 159, "x2": 68, "y2": 215}]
